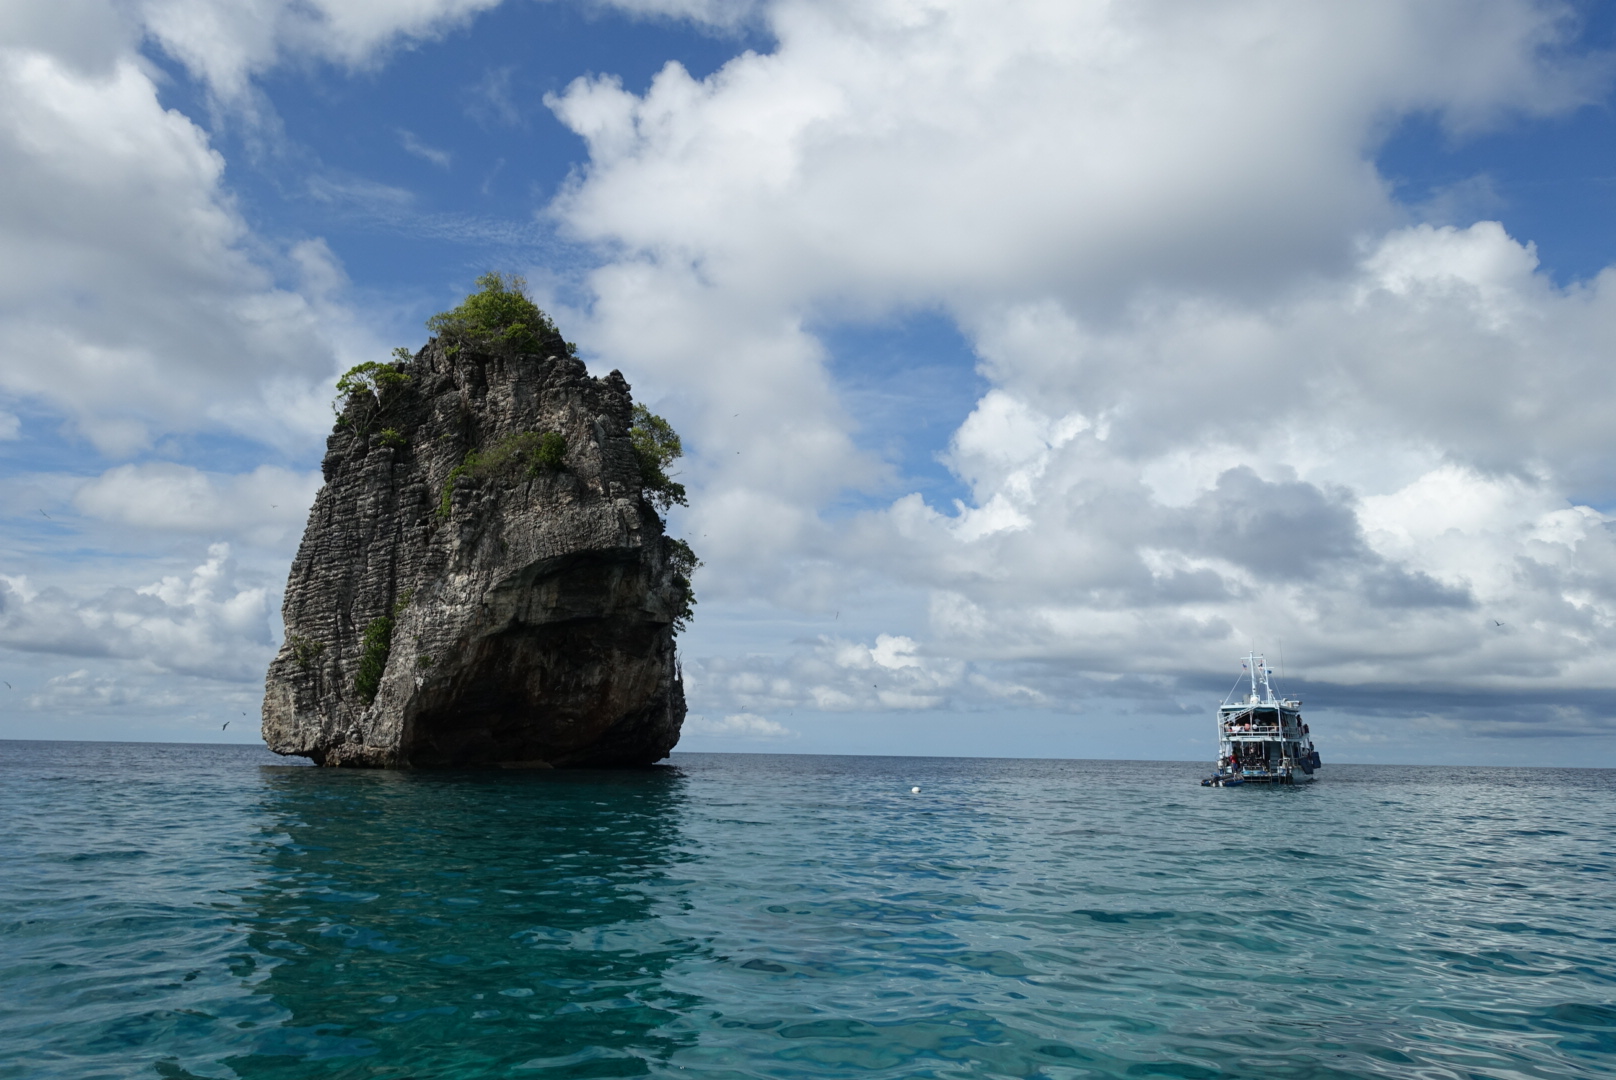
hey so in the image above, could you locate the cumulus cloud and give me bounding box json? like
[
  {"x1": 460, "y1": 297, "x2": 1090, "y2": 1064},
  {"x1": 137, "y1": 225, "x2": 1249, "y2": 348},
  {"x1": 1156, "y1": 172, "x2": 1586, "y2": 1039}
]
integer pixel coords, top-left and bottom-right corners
[
  {"x1": 598, "y1": 0, "x2": 759, "y2": 30},
  {"x1": 550, "y1": 1, "x2": 1591, "y2": 310},
  {"x1": 26, "y1": 668, "x2": 192, "y2": 713},
  {"x1": 138, "y1": 0, "x2": 505, "y2": 101},
  {"x1": 544, "y1": 0, "x2": 1616, "y2": 736},
  {"x1": 842, "y1": 223, "x2": 1616, "y2": 698},
  {"x1": 0, "y1": 36, "x2": 376, "y2": 456},
  {"x1": 684, "y1": 712, "x2": 796, "y2": 739},
  {"x1": 545, "y1": 0, "x2": 1604, "y2": 547},
  {"x1": 0, "y1": 544, "x2": 274, "y2": 681},
  {"x1": 686, "y1": 633, "x2": 966, "y2": 714},
  {"x1": 73, "y1": 463, "x2": 321, "y2": 546},
  {"x1": 0, "y1": 1, "x2": 522, "y2": 714},
  {"x1": 0, "y1": 0, "x2": 536, "y2": 463},
  {"x1": 4, "y1": 0, "x2": 1613, "y2": 750}
]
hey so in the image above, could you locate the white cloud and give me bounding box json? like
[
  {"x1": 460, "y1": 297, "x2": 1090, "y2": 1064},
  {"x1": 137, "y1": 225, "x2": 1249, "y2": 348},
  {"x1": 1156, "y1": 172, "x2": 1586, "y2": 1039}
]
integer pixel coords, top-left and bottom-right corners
[
  {"x1": 0, "y1": 1, "x2": 511, "y2": 464},
  {"x1": 0, "y1": 0, "x2": 535, "y2": 703},
  {"x1": 0, "y1": 543, "x2": 274, "y2": 681},
  {"x1": 683, "y1": 712, "x2": 796, "y2": 738},
  {"x1": 74, "y1": 463, "x2": 321, "y2": 545},
  {"x1": 466, "y1": 65, "x2": 521, "y2": 127},
  {"x1": 0, "y1": 44, "x2": 370, "y2": 456},
  {"x1": 546, "y1": 0, "x2": 1602, "y2": 553},
  {"x1": 684, "y1": 633, "x2": 967, "y2": 714},
  {"x1": 598, "y1": 0, "x2": 759, "y2": 30},
  {"x1": 2, "y1": 0, "x2": 1612, "y2": 752},
  {"x1": 26, "y1": 668, "x2": 189, "y2": 712},
  {"x1": 837, "y1": 222, "x2": 1616, "y2": 697},
  {"x1": 398, "y1": 127, "x2": 452, "y2": 167},
  {"x1": 138, "y1": 0, "x2": 506, "y2": 101},
  {"x1": 544, "y1": 0, "x2": 1616, "y2": 738},
  {"x1": 550, "y1": 1, "x2": 1590, "y2": 311},
  {"x1": 0, "y1": 657, "x2": 263, "y2": 736}
]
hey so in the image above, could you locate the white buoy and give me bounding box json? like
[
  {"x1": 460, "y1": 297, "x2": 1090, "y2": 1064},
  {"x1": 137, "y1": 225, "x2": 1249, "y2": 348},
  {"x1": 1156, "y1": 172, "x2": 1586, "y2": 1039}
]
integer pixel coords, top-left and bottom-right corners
[{"x1": 911, "y1": 786, "x2": 921, "y2": 794}]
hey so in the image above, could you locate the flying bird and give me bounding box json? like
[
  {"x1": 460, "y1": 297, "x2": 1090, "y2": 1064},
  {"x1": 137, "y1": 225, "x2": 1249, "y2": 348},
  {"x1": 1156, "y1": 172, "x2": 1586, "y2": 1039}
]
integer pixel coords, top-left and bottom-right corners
[
  {"x1": 1493, "y1": 620, "x2": 1504, "y2": 627},
  {"x1": 222, "y1": 721, "x2": 230, "y2": 730},
  {"x1": 38, "y1": 509, "x2": 49, "y2": 519},
  {"x1": 2, "y1": 681, "x2": 10, "y2": 689}
]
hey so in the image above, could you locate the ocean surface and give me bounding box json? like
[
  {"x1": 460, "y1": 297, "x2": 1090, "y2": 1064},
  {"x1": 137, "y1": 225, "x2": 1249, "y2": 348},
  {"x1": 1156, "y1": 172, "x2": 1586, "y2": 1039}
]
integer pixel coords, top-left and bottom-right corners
[{"x1": 1, "y1": 743, "x2": 1613, "y2": 1080}]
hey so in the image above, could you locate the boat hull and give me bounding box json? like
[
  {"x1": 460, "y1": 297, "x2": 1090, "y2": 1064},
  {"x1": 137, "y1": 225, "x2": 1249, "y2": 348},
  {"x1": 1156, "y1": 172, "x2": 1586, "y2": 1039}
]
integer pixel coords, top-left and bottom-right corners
[{"x1": 1202, "y1": 769, "x2": 1314, "y2": 787}]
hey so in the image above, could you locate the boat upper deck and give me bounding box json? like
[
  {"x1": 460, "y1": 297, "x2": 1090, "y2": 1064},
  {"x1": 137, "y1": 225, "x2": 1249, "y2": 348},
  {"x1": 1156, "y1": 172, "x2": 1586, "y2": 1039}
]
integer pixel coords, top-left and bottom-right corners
[{"x1": 1218, "y1": 658, "x2": 1306, "y2": 741}]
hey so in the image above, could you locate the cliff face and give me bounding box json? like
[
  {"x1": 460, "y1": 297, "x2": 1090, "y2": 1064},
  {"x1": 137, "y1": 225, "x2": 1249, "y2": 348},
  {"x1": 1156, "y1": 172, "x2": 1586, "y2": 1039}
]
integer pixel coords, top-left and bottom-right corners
[{"x1": 262, "y1": 333, "x2": 686, "y2": 767}]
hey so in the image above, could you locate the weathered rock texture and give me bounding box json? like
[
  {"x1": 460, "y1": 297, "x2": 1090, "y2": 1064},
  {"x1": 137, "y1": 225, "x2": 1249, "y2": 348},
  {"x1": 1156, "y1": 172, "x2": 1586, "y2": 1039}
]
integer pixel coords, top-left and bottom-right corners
[{"x1": 262, "y1": 335, "x2": 686, "y2": 767}]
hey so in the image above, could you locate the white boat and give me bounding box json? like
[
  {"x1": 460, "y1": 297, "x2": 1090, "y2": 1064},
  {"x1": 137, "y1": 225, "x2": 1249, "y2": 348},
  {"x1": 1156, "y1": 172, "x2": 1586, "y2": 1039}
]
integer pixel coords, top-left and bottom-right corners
[{"x1": 1202, "y1": 653, "x2": 1320, "y2": 786}]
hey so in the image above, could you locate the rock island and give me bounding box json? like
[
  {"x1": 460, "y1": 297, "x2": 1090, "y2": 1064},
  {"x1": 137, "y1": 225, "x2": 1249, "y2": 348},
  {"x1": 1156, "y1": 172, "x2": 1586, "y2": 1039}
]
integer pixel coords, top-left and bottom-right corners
[{"x1": 262, "y1": 275, "x2": 695, "y2": 767}]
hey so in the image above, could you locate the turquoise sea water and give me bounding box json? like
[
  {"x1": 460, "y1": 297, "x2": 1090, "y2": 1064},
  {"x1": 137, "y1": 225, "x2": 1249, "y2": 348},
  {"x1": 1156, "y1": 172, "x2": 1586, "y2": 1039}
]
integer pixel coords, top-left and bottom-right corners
[{"x1": 2, "y1": 743, "x2": 1613, "y2": 1079}]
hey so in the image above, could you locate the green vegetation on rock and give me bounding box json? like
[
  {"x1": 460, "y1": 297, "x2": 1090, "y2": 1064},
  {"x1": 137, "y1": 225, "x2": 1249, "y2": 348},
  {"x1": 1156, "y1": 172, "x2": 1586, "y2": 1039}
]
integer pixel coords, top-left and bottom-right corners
[
  {"x1": 354, "y1": 616, "x2": 393, "y2": 705},
  {"x1": 288, "y1": 634, "x2": 325, "y2": 671},
  {"x1": 630, "y1": 404, "x2": 688, "y2": 513},
  {"x1": 534, "y1": 431, "x2": 567, "y2": 469},
  {"x1": 336, "y1": 361, "x2": 410, "y2": 409},
  {"x1": 426, "y1": 272, "x2": 558, "y2": 354},
  {"x1": 353, "y1": 593, "x2": 414, "y2": 704},
  {"x1": 668, "y1": 537, "x2": 700, "y2": 632},
  {"x1": 437, "y1": 430, "x2": 569, "y2": 519},
  {"x1": 626, "y1": 405, "x2": 698, "y2": 630},
  {"x1": 334, "y1": 358, "x2": 411, "y2": 438}
]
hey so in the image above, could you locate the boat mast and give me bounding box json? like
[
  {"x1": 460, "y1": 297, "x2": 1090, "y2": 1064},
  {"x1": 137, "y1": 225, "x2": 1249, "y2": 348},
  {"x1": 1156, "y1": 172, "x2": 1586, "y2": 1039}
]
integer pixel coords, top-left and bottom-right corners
[{"x1": 1244, "y1": 651, "x2": 1266, "y2": 703}]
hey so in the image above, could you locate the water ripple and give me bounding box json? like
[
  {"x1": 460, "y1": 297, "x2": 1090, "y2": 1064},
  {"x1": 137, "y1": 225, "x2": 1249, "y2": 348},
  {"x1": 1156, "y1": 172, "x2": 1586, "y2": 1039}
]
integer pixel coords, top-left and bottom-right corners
[{"x1": 1, "y1": 745, "x2": 1614, "y2": 1078}]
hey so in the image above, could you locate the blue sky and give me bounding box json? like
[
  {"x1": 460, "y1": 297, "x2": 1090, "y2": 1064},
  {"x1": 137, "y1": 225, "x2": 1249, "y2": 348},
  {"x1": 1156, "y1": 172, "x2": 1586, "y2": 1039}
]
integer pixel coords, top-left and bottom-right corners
[{"x1": 6, "y1": 0, "x2": 1616, "y2": 765}]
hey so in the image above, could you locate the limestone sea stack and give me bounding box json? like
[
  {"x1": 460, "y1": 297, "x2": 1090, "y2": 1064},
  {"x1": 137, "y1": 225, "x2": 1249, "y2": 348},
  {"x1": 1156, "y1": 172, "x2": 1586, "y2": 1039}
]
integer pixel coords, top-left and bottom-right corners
[{"x1": 262, "y1": 277, "x2": 694, "y2": 767}]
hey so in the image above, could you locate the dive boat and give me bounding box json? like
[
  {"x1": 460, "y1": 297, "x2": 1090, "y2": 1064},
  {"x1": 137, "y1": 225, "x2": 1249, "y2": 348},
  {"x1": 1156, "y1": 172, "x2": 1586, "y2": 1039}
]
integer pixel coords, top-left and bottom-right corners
[{"x1": 1201, "y1": 653, "x2": 1320, "y2": 786}]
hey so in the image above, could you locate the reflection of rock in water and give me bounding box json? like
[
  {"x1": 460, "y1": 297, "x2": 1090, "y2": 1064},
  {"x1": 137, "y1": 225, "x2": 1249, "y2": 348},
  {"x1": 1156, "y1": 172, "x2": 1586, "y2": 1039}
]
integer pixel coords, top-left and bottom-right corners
[{"x1": 226, "y1": 768, "x2": 697, "y2": 1077}]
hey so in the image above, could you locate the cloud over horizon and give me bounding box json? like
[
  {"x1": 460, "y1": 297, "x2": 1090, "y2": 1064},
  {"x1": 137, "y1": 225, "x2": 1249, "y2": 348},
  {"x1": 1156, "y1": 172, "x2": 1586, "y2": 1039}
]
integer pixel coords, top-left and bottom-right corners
[
  {"x1": 3, "y1": 0, "x2": 1616, "y2": 758},
  {"x1": 546, "y1": 0, "x2": 1616, "y2": 742}
]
